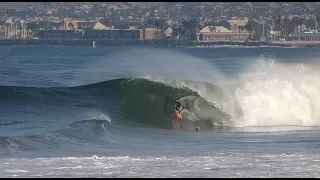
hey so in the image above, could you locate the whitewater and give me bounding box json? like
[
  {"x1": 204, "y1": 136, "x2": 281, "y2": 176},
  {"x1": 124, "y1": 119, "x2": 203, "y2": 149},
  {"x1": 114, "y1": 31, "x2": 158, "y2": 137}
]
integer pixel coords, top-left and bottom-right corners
[{"x1": 1, "y1": 45, "x2": 320, "y2": 177}]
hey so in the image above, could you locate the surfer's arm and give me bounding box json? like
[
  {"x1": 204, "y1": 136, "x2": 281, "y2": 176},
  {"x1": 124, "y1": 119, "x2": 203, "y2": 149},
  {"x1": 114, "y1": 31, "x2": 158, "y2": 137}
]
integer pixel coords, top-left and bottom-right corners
[{"x1": 179, "y1": 106, "x2": 184, "y2": 112}]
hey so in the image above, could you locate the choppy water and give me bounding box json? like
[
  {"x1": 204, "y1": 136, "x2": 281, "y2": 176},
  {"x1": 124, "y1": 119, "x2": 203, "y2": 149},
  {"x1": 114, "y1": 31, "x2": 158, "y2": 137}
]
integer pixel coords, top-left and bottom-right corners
[{"x1": 1, "y1": 45, "x2": 320, "y2": 177}]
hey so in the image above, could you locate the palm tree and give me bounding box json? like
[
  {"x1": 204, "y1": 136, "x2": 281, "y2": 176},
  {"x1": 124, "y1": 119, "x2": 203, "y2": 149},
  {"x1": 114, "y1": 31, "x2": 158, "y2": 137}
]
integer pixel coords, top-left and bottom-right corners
[
  {"x1": 305, "y1": 17, "x2": 315, "y2": 30},
  {"x1": 275, "y1": 15, "x2": 282, "y2": 39},
  {"x1": 298, "y1": 17, "x2": 305, "y2": 31},
  {"x1": 284, "y1": 17, "x2": 290, "y2": 37},
  {"x1": 272, "y1": 15, "x2": 277, "y2": 29},
  {"x1": 311, "y1": 15, "x2": 317, "y2": 30},
  {"x1": 16, "y1": 23, "x2": 22, "y2": 39},
  {"x1": 182, "y1": 20, "x2": 193, "y2": 39},
  {"x1": 101, "y1": 18, "x2": 110, "y2": 27},
  {"x1": 4, "y1": 22, "x2": 10, "y2": 39},
  {"x1": 26, "y1": 22, "x2": 38, "y2": 32},
  {"x1": 291, "y1": 16, "x2": 299, "y2": 32},
  {"x1": 245, "y1": 20, "x2": 258, "y2": 40}
]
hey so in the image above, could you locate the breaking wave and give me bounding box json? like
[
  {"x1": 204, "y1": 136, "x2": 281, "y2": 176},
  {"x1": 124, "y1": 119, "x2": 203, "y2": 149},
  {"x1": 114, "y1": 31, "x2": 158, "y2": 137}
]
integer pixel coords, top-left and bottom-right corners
[{"x1": 2, "y1": 59, "x2": 320, "y2": 132}]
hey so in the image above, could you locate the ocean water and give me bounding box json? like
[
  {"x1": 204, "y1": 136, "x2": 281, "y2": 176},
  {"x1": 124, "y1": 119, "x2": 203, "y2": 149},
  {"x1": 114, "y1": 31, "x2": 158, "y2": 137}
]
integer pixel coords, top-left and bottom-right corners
[{"x1": 1, "y1": 45, "x2": 320, "y2": 177}]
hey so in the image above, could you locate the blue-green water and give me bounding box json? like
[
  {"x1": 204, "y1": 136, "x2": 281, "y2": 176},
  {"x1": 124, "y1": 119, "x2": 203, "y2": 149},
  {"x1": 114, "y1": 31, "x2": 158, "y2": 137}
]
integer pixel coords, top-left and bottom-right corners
[{"x1": 1, "y1": 45, "x2": 320, "y2": 177}]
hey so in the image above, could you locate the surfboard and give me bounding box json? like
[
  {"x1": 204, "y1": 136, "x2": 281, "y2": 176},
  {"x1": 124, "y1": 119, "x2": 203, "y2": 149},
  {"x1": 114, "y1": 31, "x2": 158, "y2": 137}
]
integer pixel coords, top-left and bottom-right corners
[{"x1": 175, "y1": 109, "x2": 183, "y2": 120}]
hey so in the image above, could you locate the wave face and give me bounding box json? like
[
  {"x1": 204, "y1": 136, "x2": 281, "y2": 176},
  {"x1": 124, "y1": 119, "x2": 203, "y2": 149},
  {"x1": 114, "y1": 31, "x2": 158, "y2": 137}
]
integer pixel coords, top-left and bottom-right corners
[{"x1": 0, "y1": 78, "x2": 233, "y2": 131}]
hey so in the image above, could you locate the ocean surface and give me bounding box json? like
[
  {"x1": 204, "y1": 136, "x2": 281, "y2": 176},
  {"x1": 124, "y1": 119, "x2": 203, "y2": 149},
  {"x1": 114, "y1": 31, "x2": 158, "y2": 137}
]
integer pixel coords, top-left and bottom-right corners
[{"x1": 1, "y1": 44, "x2": 320, "y2": 177}]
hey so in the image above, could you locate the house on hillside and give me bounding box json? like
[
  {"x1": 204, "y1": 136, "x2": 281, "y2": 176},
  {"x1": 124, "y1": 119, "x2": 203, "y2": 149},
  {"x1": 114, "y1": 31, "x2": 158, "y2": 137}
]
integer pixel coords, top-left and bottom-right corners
[
  {"x1": 227, "y1": 17, "x2": 248, "y2": 33},
  {"x1": 61, "y1": 17, "x2": 78, "y2": 30},
  {"x1": 196, "y1": 26, "x2": 249, "y2": 42}
]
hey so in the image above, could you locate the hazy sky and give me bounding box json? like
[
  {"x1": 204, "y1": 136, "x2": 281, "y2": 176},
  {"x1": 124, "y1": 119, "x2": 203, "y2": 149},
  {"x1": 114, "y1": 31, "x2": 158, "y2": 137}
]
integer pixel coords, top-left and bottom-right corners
[{"x1": 0, "y1": 2, "x2": 160, "y2": 9}]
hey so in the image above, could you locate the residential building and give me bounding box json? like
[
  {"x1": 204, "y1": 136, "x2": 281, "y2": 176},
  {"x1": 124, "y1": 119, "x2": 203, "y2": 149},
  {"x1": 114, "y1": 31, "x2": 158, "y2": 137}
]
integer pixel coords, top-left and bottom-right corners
[
  {"x1": 227, "y1": 17, "x2": 249, "y2": 33},
  {"x1": 196, "y1": 26, "x2": 249, "y2": 42},
  {"x1": 61, "y1": 17, "x2": 78, "y2": 30}
]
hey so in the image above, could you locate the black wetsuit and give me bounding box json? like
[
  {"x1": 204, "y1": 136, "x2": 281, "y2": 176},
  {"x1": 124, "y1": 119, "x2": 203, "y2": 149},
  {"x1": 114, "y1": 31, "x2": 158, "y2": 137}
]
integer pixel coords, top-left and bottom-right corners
[{"x1": 175, "y1": 101, "x2": 182, "y2": 112}]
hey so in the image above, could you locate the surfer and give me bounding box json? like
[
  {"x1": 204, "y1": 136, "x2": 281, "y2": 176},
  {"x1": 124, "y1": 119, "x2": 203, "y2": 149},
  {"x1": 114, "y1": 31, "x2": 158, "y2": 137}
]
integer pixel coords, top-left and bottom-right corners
[
  {"x1": 174, "y1": 99, "x2": 184, "y2": 120},
  {"x1": 174, "y1": 99, "x2": 183, "y2": 120},
  {"x1": 175, "y1": 99, "x2": 183, "y2": 113}
]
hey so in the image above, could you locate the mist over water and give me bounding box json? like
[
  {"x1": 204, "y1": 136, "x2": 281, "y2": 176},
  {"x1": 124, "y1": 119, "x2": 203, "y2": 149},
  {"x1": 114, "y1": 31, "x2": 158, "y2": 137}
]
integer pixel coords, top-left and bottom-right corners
[{"x1": 71, "y1": 47, "x2": 228, "y2": 88}]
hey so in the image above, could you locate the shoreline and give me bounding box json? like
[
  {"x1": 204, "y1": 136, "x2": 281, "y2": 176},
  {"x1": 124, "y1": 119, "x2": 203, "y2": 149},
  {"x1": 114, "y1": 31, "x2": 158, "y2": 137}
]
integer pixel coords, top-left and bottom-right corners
[{"x1": 0, "y1": 39, "x2": 320, "y2": 48}]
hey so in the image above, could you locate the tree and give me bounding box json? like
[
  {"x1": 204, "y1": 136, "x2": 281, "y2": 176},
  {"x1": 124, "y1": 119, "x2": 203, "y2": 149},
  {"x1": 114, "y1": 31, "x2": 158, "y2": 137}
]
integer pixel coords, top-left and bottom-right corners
[
  {"x1": 245, "y1": 20, "x2": 254, "y2": 32},
  {"x1": 101, "y1": 18, "x2": 110, "y2": 27},
  {"x1": 182, "y1": 19, "x2": 195, "y2": 39},
  {"x1": 275, "y1": 15, "x2": 281, "y2": 31},
  {"x1": 245, "y1": 19, "x2": 260, "y2": 40},
  {"x1": 115, "y1": 23, "x2": 128, "y2": 29},
  {"x1": 157, "y1": 19, "x2": 169, "y2": 32},
  {"x1": 175, "y1": 27, "x2": 186, "y2": 38},
  {"x1": 297, "y1": 17, "x2": 305, "y2": 31},
  {"x1": 172, "y1": 24, "x2": 178, "y2": 29},
  {"x1": 68, "y1": 22, "x2": 74, "y2": 30},
  {"x1": 315, "y1": 6, "x2": 320, "y2": 29},
  {"x1": 316, "y1": 15, "x2": 320, "y2": 30},
  {"x1": 88, "y1": 5, "x2": 100, "y2": 17},
  {"x1": 26, "y1": 22, "x2": 38, "y2": 32},
  {"x1": 284, "y1": 17, "x2": 291, "y2": 36},
  {"x1": 272, "y1": 15, "x2": 277, "y2": 29},
  {"x1": 46, "y1": 21, "x2": 57, "y2": 30},
  {"x1": 220, "y1": 20, "x2": 231, "y2": 30},
  {"x1": 304, "y1": 17, "x2": 316, "y2": 30},
  {"x1": 152, "y1": 19, "x2": 170, "y2": 39},
  {"x1": 291, "y1": 16, "x2": 300, "y2": 32}
]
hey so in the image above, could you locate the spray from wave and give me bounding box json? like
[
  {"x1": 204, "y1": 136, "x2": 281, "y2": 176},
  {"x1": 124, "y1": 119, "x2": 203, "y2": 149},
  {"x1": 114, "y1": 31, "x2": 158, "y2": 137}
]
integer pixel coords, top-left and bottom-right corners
[{"x1": 232, "y1": 57, "x2": 320, "y2": 127}]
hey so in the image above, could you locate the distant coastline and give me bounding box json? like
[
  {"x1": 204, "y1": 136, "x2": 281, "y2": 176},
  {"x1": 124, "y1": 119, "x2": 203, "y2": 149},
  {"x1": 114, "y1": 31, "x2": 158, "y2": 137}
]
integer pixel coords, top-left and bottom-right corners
[{"x1": 0, "y1": 39, "x2": 319, "y2": 48}]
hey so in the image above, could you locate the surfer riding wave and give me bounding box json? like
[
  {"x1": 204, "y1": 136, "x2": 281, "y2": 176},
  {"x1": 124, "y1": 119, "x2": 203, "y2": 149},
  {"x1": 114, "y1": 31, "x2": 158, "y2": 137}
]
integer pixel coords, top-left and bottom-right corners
[
  {"x1": 175, "y1": 99, "x2": 183, "y2": 113},
  {"x1": 174, "y1": 99, "x2": 184, "y2": 121}
]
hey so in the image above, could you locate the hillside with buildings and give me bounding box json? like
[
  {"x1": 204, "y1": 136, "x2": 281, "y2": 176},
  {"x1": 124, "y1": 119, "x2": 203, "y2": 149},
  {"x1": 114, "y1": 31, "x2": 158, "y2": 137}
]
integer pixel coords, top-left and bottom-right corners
[{"x1": 1, "y1": 2, "x2": 320, "y2": 43}]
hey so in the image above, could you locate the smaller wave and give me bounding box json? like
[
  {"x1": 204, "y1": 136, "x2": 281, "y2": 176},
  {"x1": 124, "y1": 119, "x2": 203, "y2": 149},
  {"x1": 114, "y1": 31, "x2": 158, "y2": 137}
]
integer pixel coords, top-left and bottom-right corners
[{"x1": 78, "y1": 113, "x2": 112, "y2": 124}]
